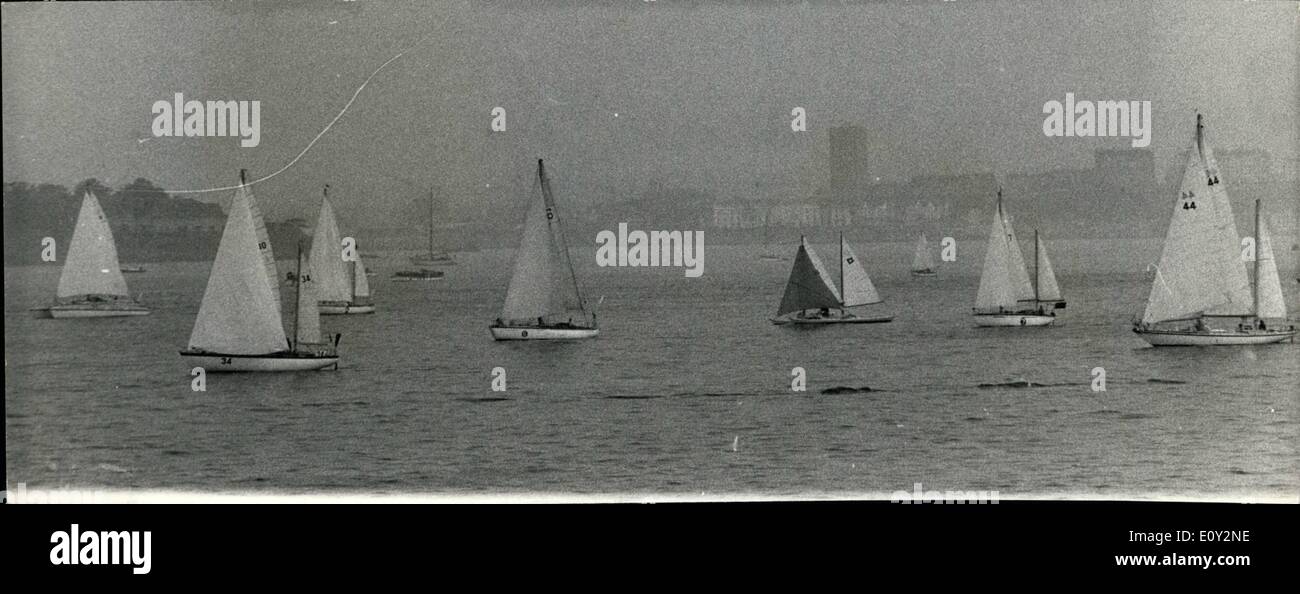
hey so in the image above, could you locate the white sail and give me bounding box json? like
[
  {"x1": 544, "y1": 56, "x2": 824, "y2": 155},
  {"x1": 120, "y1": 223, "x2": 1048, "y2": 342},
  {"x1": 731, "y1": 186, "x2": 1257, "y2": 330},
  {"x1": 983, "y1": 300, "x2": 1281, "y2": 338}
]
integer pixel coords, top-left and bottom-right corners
[
  {"x1": 295, "y1": 258, "x2": 322, "y2": 345},
  {"x1": 352, "y1": 257, "x2": 371, "y2": 299},
  {"x1": 1142, "y1": 121, "x2": 1251, "y2": 324},
  {"x1": 242, "y1": 183, "x2": 281, "y2": 312},
  {"x1": 57, "y1": 191, "x2": 130, "y2": 299},
  {"x1": 1255, "y1": 216, "x2": 1286, "y2": 319},
  {"x1": 501, "y1": 178, "x2": 557, "y2": 321},
  {"x1": 308, "y1": 195, "x2": 350, "y2": 302},
  {"x1": 840, "y1": 236, "x2": 881, "y2": 307},
  {"x1": 776, "y1": 239, "x2": 843, "y2": 316},
  {"x1": 911, "y1": 233, "x2": 935, "y2": 272},
  {"x1": 1003, "y1": 211, "x2": 1035, "y2": 302},
  {"x1": 1035, "y1": 234, "x2": 1062, "y2": 302},
  {"x1": 1200, "y1": 136, "x2": 1253, "y2": 317},
  {"x1": 188, "y1": 185, "x2": 288, "y2": 354},
  {"x1": 500, "y1": 160, "x2": 587, "y2": 323},
  {"x1": 975, "y1": 202, "x2": 1017, "y2": 310}
]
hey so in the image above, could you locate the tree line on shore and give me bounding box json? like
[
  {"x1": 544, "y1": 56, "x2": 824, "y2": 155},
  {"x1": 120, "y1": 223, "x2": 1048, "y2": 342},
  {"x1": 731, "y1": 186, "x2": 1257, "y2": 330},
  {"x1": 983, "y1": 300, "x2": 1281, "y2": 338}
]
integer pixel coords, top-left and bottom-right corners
[{"x1": 2, "y1": 178, "x2": 306, "y2": 265}]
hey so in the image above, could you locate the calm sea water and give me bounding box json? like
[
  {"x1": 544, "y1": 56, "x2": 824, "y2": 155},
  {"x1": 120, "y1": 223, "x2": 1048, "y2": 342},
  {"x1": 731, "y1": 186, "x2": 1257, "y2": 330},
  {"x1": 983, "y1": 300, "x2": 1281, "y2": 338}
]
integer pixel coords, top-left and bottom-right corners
[{"x1": 5, "y1": 240, "x2": 1298, "y2": 500}]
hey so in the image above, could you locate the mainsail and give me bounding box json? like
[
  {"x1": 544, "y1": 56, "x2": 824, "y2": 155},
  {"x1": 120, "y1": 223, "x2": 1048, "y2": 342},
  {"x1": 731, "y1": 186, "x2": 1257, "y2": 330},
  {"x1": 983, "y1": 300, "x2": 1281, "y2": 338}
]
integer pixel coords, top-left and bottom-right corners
[
  {"x1": 241, "y1": 178, "x2": 281, "y2": 312},
  {"x1": 57, "y1": 191, "x2": 130, "y2": 300},
  {"x1": 911, "y1": 233, "x2": 935, "y2": 272},
  {"x1": 188, "y1": 184, "x2": 288, "y2": 354},
  {"x1": 1034, "y1": 233, "x2": 1062, "y2": 302},
  {"x1": 1142, "y1": 117, "x2": 1252, "y2": 324},
  {"x1": 308, "y1": 192, "x2": 351, "y2": 302},
  {"x1": 776, "y1": 238, "x2": 842, "y2": 316},
  {"x1": 840, "y1": 235, "x2": 881, "y2": 307},
  {"x1": 500, "y1": 160, "x2": 588, "y2": 323},
  {"x1": 1003, "y1": 210, "x2": 1035, "y2": 302},
  {"x1": 975, "y1": 199, "x2": 1018, "y2": 311}
]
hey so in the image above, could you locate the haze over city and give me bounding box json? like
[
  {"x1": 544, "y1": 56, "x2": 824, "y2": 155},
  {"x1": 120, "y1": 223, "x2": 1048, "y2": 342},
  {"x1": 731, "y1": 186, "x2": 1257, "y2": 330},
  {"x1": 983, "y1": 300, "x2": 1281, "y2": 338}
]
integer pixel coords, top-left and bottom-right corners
[{"x1": 3, "y1": 0, "x2": 1296, "y2": 240}]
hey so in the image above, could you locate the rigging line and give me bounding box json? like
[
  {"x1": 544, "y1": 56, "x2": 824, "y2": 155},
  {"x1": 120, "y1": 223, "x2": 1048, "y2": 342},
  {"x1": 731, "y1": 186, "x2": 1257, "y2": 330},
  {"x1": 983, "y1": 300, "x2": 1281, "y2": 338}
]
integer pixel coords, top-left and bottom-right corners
[{"x1": 168, "y1": 40, "x2": 427, "y2": 195}]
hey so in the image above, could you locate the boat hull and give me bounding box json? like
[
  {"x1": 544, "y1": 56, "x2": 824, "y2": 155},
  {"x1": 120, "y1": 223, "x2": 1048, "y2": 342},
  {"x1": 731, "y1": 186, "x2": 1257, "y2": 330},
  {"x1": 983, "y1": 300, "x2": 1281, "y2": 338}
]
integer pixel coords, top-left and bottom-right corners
[
  {"x1": 319, "y1": 303, "x2": 375, "y2": 315},
  {"x1": 489, "y1": 326, "x2": 599, "y2": 340},
  {"x1": 773, "y1": 315, "x2": 893, "y2": 325},
  {"x1": 179, "y1": 351, "x2": 339, "y2": 372},
  {"x1": 392, "y1": 276, "x2": 443, "y2": 282},
  {"x1": 1134, "y1": 328, "x2": 1296, "y2": 346},
  {"x1": 973, "y1": 313, "x2": 1055, "y2": 327},
  {"x1": 38, "y1": 304, "x2": 151, "y2": 318},
  {"x1": 911, "y1": 270, "x2": 937, "y2": 277}
]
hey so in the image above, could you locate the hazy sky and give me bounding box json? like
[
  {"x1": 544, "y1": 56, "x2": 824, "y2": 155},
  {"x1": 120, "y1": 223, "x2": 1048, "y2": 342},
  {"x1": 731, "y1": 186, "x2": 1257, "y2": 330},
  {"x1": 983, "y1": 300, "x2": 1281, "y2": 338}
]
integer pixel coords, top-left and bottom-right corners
[{"x1": 3, "y1": 0, "x2": 1296, "y2": 228}]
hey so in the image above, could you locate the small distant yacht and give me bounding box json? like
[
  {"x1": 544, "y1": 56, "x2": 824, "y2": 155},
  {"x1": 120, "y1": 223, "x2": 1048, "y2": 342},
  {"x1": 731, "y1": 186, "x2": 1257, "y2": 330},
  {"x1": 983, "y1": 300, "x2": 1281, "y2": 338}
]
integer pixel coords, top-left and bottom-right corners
[
  {"x1": 972, "y1": 189, "x2": 1065, "y2": 327},
  {"x1": 409, "y1": 187, "x2": 456, "y2": 266},
  {"x1": 33, "y1": 191, "x2": 149, "y2": 318},
  {"x1": 120, "y1": 265, "x2": 146, "y2": 274},
  {"x1": 1133, "y1": 115, "x2": 1295, "y2": 346},
  {"x1": 910, "y1": 233, "x2": 937, "y2": 276},
  {"x1": 309, "y1": 186, "x2": 375, "y2": 315},
  {"x1": 489, "y1": 159, "x2": 598, "y2": 340},
  {"x1": 179, "y1": 171, "x2": 339, "y2": 371},
  {"x1": 394, "y1": 188, "x2": 453, "y2": 277},
  {"x1": 771, "y1": 234, "x2": 892, "y2": 325}
]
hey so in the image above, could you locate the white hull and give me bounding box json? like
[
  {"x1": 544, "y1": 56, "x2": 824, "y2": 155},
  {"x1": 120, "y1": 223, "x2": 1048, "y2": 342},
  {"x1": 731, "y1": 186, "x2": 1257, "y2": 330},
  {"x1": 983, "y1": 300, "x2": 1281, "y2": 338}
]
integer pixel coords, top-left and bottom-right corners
[
  {"x1": 489, "y1": 326, "x2": 599, "y2": 340},
  {"x1": 180, "y1": 351, "x2": 339, "y2": 372},
  {"x1": 319, "y1": 303, "x2": 375, "y2": 315},
  {"x1": 37, "y1": 304, "x2": 151, "y2": 318},
  {"x1": 973, "y1": 313, "x2": 1055, "y2": 327},
  {"x1": 1134, "y1": 328, "x2": 1296, "y2": 346}
]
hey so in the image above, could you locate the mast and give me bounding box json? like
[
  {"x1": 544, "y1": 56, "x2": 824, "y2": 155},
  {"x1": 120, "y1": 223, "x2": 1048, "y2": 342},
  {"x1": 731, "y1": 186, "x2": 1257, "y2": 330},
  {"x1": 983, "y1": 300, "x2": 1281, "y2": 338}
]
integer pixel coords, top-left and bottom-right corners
[
  {"x1": 428, "y1": 187, "x2": 434, "y2": 259},
  {"x1": 1195, "y1": 113, "x2": 1204, "y2": 158},
  {"x1": 1253, "y1": 199, "x2": 1260, "y2": 318},
  {"x1": 839, "y1": 232, "x2": 844, "y2": 308}
]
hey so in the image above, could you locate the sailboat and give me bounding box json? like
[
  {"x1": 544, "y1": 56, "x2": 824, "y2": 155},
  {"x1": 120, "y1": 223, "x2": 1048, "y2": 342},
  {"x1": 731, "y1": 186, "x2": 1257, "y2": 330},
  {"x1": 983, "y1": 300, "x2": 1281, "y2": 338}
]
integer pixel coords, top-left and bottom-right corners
[
  {"x1": 409, "y1": 188, "x2": 456, "y2": 266},
  {"x1": 33, "y1": 191, "x2": 150, "y2": 318},
  {"x1": 910, "y1": 233, "x2": 937, "y2": 276},
  {"x1": 972, "y1": 189, "x2": 1065, "y2": 327},
  {"x1": 771, "y1": 234, "x2": 893, "y2": 325},
  {"x1": 489, "y1": 159, "x2": 598, "y2": 340},
  {"x1": 179, "y1": 171, "x2": 339, "y2": 371},
  {"x1": 394, "y1": 188, "x2": 451, "y2": 280},
  {"x1": 1133, "y1": 114, "x2": 1296, "y2": 346},
  {"x1": 309, "y1": 186, "x2": 375, "y2": 314},
  {"x1": 758, "y1": 207, "x2": 786, "y2": 262}
]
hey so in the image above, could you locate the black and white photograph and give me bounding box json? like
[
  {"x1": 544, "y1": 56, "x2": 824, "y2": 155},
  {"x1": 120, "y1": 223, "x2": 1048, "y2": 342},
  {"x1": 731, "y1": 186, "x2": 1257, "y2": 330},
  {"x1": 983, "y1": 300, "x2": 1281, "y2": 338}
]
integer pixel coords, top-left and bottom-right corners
[{"x1": 2, "y1": 0, "x2": 1296, "y2": 577}]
